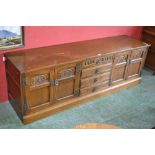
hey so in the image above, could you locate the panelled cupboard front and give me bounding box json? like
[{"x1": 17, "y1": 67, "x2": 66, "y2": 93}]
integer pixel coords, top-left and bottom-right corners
[{"x1": 5, "y1": 35, "x2": 149, "y2": 124}]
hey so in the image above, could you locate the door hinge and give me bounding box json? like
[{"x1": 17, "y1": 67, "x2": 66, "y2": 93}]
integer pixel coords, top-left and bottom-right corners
[
  {"x1": 74, "y1": 89, "x2": 80, "y2": 96},
  {"x1": 51, "y1": 79, "x2": 59, "y2": 86},
  {"x1": 76, "y1": 64, "x2": 81, "y2": 73},
  {"x1": 22, "y1": 78, "x2": 27, "y2": 86},
  {"x1": 109, "y1": 78, "x2": 112, "y2": 85},
  {"x1": 23, "y1": 103, "x2": 29, "y2": 113},
  {"x1": 127, "y1": 59, "x2": 131, "y2": 65}
]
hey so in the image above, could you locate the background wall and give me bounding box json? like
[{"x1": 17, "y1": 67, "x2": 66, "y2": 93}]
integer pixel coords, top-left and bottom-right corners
[{"x1": 0, "y1": 26, "x2": 143, "y2": 103}]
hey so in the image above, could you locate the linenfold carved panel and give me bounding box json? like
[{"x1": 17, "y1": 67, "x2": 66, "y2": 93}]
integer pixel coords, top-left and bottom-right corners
[
  {"x1": 31, "y1": 74, "x2": 49, "y2": 87},
  {"x1": 115, "y1": 55, "x2": 128, "y2": 64},
  {"x1": 132, "y1": 50, "x2": 142, "y2": 60},
  {"x1": 57, "y1": 69, "x2": 74, "y2": 79}
]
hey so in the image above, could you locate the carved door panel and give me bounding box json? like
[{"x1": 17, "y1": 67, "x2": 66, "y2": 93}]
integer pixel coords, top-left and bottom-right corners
[
  {"x1": 24, "y1": 68, "x2": 54, "y2": 113},
  {"x1": 54, "y1": 63, "x2": 81, "y2": 102},
  {"x1": 127, "y1": 48, "x2": 145, "y2": 79},
  {"x1": 111, "y1": 51, "x2": 130, "y2": 85}
]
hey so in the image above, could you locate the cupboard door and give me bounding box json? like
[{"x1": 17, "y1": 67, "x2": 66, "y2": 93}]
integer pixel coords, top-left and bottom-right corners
[
  {"x1": 24, "y1": 69, "x2": 54, "y2": 113},
  {"x1": 127, "y1": 48, "x2": 145, "y2": 79},
  {"x1": 54, "y1": 63, "x2": 81, "y2": 102},
  {"x1": 111, "y1": 51, "x2": 130, "y2": 85}
]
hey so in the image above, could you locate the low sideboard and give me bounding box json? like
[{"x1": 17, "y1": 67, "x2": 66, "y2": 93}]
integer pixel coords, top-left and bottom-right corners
[{"x1": 4, "y1": 35, "x2": 150, "y2": 124}]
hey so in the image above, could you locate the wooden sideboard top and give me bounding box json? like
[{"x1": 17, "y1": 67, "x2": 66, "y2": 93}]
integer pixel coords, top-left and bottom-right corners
[{"x1": 5, "y1": 35, "x2": 149, "y2": 73}]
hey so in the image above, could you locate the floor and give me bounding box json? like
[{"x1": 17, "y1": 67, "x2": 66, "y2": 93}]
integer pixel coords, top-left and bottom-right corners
[{"x1": 0, "y1": 68, "x2": 155, "y2": 129}]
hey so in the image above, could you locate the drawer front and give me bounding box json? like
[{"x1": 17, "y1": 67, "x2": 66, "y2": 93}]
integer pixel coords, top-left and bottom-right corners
[
  {"x1": 82, "y1": 54, "x2": 113, "y2": 68},
  {"x1": 80, "y1": 72, "x2": 110, "y2": 88},
  {"x1": 81, "y1": 64, "x2": 112, "y2": 79},
  {"x1": 80, "y1": 81, "x2": 109, "y2": 96}
]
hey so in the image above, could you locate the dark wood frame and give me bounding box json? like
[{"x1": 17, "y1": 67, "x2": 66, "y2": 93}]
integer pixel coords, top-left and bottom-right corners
[
  {"x1": 0, "y1": 26, "x2": 24, "y2": 51},
  {"x1": 142, "y1": 26, "x2": 155, "y2": 75}
]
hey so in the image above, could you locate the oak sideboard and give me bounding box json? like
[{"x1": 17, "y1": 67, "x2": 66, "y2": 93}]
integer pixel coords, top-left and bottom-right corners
[{"x1": 4, "y1": 35, "x2": 150, "y2": 124}]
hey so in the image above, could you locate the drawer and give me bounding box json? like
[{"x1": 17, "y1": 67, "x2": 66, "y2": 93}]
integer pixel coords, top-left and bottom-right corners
[
  {"x1": 80, "y1": 81, "x2": 109, "y2": 96},
  {"x1": 80, "y1": 72, "x2": 110, "y2": 88},
  {"x1": 81, "y1": 64, "x2": 112, "y2": 79},
  {"x1": 82, "y1": 54, "x2": 113, "y2": 68}
]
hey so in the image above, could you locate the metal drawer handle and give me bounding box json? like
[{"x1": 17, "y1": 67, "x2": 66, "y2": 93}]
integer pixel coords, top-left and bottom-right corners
[{"x1": 95, "y1": 68, "x2": 100, "y2": 74}]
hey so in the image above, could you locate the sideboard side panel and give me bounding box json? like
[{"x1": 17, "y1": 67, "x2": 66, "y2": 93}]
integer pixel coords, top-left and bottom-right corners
[{"x1": 5, "y1": 58, "x2": 23, "y2": 120}]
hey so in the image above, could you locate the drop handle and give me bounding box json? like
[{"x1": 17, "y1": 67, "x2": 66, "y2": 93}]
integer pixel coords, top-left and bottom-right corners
[{"x1": 95, "y1": 68, "x2": 100, "y2": 74}]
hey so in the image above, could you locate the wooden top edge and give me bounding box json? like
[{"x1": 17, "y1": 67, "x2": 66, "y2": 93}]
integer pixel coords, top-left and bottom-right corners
[
  {"x1": 4, "y1": 35, "x2": 147, "y2": 56},
  {"x1": 4, "y1": 35, "x2": 149, "y2": 73}
]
